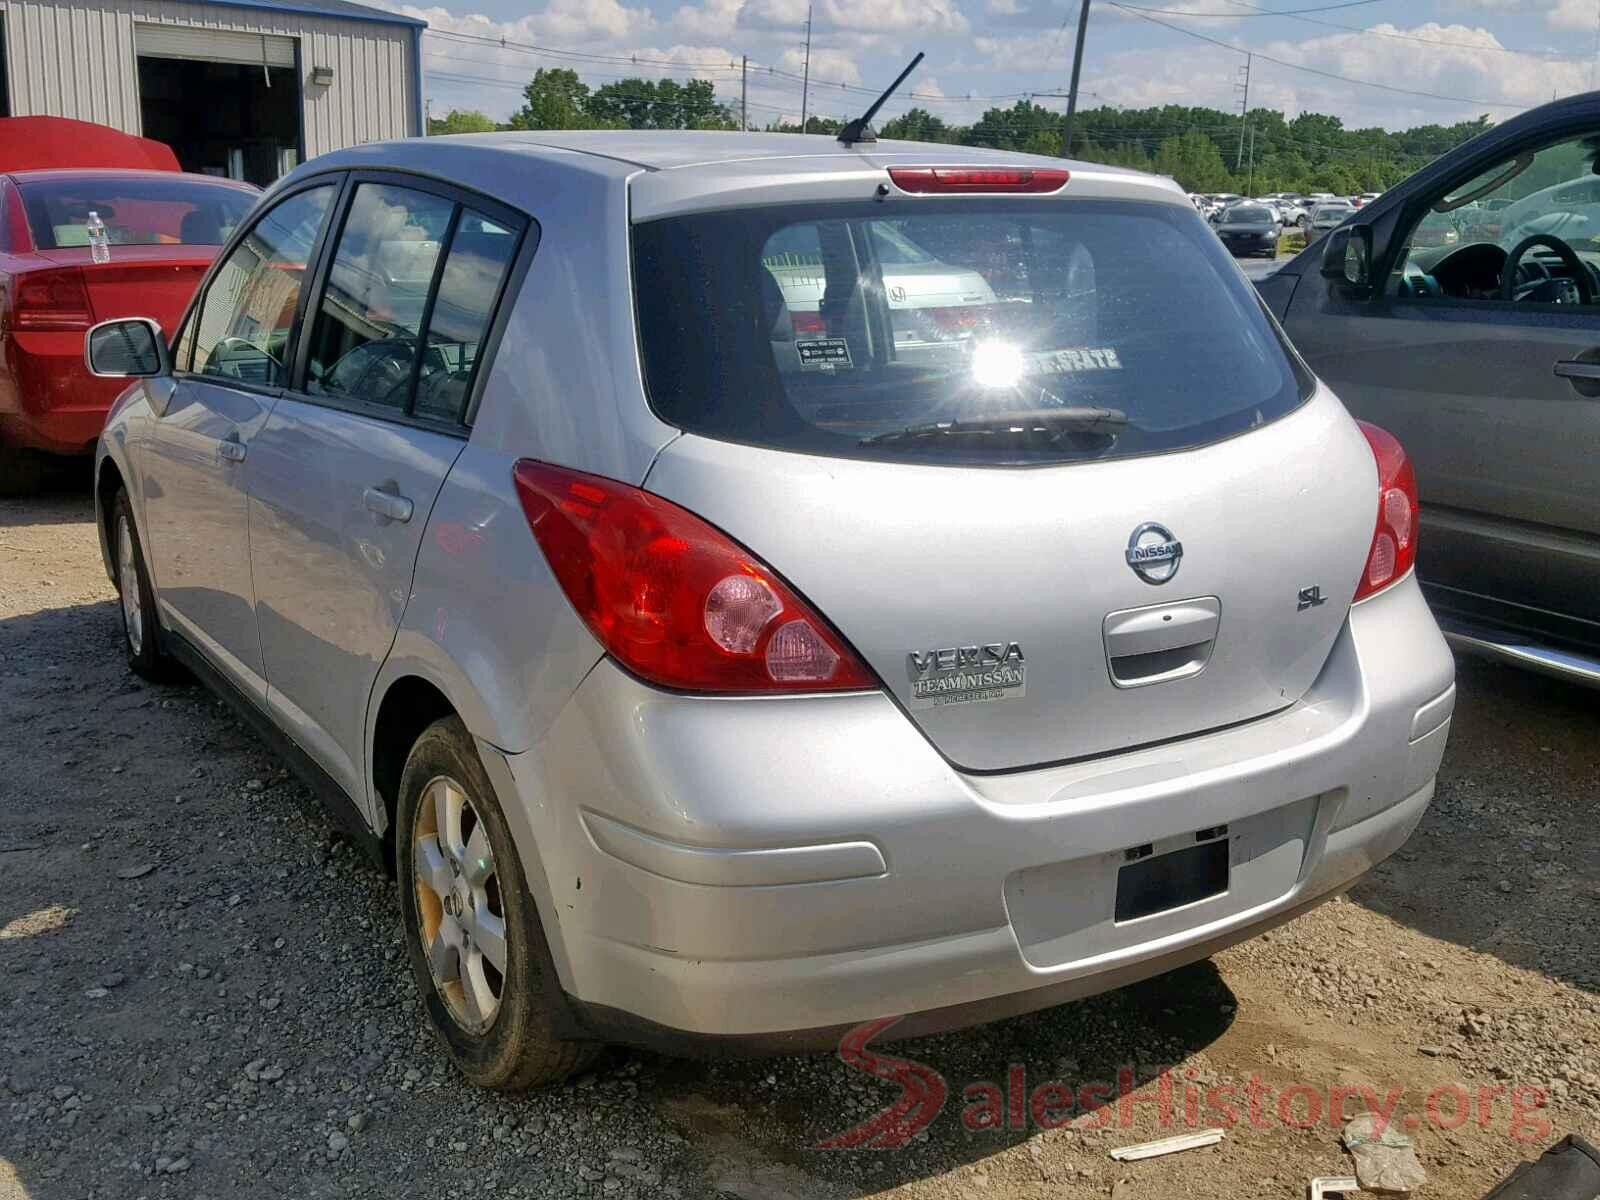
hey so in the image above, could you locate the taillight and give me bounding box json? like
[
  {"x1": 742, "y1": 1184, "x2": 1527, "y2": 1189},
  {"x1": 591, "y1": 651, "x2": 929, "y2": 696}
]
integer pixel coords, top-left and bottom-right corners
[
  {"x1": 888, "y1": 167, "x2": 1069, "y2": 194},
  {"x1": 790, "y1": 310, "x2": 826, "y2": 336},
  {"x1": 6, "y1": 267, "x2": 93, "y2": 331},
  {"x1": 1353, "y1": 421, "x2": 1418, "y2": 602},
  {"x1": 511, "y1": 460, "x2": 877, "y2": 693}
]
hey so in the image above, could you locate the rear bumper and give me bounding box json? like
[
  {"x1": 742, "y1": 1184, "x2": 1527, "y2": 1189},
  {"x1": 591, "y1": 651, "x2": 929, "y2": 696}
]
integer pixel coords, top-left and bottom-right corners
[
  {"x1": 482, "y1": 572, "x2": 1454, "y2": 1043},
  {"x1": 0, "y1": 331, "x2": 122, "y2": 454}
]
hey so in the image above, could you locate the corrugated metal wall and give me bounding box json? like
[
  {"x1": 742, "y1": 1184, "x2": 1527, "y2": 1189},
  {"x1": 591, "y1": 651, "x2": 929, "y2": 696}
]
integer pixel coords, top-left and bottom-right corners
[{"x1": 1, "y1": 0, "x2": 418, "y2": 158}]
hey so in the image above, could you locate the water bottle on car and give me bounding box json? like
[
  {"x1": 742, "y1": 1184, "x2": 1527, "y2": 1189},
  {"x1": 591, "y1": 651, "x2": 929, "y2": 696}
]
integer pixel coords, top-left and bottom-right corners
[{"x1": 87, "y1": 211, "x2": 110, "y2": 264}]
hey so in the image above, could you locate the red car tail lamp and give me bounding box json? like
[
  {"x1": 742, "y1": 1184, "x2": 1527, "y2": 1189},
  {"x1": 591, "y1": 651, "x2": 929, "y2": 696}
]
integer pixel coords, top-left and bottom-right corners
[
  {"x1": 1353, "y1": 421, "x2": 1419, "y2": 602},
  {"x1": 5, "y1": 267, "x2": 93, "y2": 331},
  {"x1": 888, "y1": 167, "x2": 1069, "y2": 194},
  {"x1": 511, "y1": 460, "x2": 877, "y2": 693}
]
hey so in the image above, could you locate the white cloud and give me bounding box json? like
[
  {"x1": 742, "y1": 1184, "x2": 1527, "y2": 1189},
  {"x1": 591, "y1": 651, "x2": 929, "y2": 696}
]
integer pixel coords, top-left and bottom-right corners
[
  {"x1": 396, "y1": 0, "x2": 654, "y2": 43},
  {"x1": 738, "y1": 0, "x2": 968, "y2": 33},
  {"x1": 1546, "y1": 0, "x2": 1596, "y2": 29}
]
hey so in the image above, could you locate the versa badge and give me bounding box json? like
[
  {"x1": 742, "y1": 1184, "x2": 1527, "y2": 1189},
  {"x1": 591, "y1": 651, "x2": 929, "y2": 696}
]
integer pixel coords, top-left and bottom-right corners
[{"x1": 906, "y1": 642, "x2": 1026, "y2": 710}]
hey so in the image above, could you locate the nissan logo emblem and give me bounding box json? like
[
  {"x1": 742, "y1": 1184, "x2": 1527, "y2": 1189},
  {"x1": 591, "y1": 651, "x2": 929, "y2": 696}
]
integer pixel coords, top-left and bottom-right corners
[{"x1": 1126, "y1": 522, "x2": 1183, "y2": 585}]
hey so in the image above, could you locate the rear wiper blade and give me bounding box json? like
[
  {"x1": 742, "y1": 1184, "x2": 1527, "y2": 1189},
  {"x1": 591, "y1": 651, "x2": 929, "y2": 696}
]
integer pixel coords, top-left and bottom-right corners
[{"x1": 859, "y1": 406, "x2": 1129, "y2": 446}]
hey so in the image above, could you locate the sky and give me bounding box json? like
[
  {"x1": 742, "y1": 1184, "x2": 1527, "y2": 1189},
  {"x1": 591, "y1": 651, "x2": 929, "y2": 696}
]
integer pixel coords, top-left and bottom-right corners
[{"x1": 387, "y1": 0, "x2": 1600, "y2": 134}]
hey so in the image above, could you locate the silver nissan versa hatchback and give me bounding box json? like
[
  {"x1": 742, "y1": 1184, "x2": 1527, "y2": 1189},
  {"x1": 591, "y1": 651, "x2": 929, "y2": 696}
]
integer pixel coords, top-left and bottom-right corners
[{"x1": 90, "y1": 129, "x2": 1456, "y2": 1088}]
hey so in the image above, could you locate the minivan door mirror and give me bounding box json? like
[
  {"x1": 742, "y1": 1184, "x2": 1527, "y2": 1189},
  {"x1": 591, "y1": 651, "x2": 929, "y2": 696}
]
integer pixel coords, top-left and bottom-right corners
[
  {"x1": 1320, "y1": 226, "x2": 1373, "y2": 293},
  {"x1": 85, "y1": 317, "x2": 170, "y2": 379}
]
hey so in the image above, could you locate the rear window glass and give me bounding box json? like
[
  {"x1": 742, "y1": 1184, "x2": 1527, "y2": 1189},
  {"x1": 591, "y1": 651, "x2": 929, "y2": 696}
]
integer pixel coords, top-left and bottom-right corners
[
  {"x1": 632, "y1": 197, "x2": 1311, "y2": 466},
  {"x1": 1225, "y1": 205, "x2": 1273, "y2": 222},
  {"x1": 18, "y1": 175, "x2": 255, "y2": 250}
]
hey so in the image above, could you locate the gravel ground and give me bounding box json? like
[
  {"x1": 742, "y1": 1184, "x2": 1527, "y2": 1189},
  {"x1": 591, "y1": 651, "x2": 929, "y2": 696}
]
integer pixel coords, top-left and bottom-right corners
[{"x1": 1, "y1": 487, "x2": 1596, "y2": 1200}]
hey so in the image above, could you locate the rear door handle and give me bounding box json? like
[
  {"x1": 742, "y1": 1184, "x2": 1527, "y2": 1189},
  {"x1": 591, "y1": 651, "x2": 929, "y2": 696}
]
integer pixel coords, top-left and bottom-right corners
[
  {"x1": 363, "y1": 486, "x2": 414, "y2": 524},
  {"x1": 217, "y1": 433, "x2": 247, "y2": 463},
  {"x1": 1553, "y1": 359, "x2": 1600, "y2": 381}
]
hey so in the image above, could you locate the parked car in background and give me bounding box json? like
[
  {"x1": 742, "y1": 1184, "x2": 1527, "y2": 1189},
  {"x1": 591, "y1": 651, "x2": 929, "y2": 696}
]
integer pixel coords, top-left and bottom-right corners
[
  {"x1": 1307, "y1": 201, "x2": 1355, "y2": 236},
  {"x1": 0, "y1": 119, "x2": 256, "y2": 492},
  {"x1": 91, "y1": 132, "x2": 1453, "y2": 1087},
  {"x1": 1214, "y1": 201, "x2": 1281, "y2": 257},
  {"x1": 1257, "y1": 90, "x2": 1600, "y2": 684},
  {"x1": 1353, "y1": 192, "x2": 1382, "y2": 208}
]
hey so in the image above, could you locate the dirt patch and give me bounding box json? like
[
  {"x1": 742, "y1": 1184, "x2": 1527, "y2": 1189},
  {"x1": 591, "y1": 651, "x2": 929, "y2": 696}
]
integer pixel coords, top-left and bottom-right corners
[{"x1": 1, "y1": 490, "x2": 1596, "y2": 1199}]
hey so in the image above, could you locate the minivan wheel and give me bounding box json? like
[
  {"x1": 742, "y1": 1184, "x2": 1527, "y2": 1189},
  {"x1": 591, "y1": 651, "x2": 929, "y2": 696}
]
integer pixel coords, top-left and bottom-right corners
[
  {"x1": 396, "y1": 716, "x2": 598, "y2": 1089},
  {"x1": 111, "y1": 489, "x2": 173, "y2": 680}
]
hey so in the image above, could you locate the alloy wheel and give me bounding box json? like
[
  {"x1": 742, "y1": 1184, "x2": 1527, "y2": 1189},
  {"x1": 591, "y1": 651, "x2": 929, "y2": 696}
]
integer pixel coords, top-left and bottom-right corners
[
  {"x1": 412, "y1": 775, "x2": 508, "y2": 1033},
  {"x1": 116, "y1": 514, "x2": 143, "y2": 658}
]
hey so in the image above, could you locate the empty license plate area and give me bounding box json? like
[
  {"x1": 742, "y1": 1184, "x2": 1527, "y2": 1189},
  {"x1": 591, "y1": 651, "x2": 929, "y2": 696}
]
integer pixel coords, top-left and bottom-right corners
[
  {"x1": 1115, "y1": 836, "x2": 1230, "y2": 923},
  {"x1": 1004, "y1": 793, "x2": 1323, "y2": 970}
]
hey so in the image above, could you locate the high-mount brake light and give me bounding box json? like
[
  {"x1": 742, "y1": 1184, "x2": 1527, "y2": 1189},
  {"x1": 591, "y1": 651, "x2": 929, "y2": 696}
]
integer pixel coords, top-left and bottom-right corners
[
  {"x1": 511, "y1": 460, "x2": 877, "y2": 693},
  {"x1": 887, "y1": 167, "x2": 1070, "y2": 195},
  {"x1": 1352, "y1": 421, "x2": 1419, "y2": 602}
]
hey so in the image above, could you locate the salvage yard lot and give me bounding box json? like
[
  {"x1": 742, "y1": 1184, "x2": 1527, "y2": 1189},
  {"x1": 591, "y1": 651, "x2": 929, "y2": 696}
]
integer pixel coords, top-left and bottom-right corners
[{"x1": 1, "y1": 489, "x2": 1596, "y2": 1200}]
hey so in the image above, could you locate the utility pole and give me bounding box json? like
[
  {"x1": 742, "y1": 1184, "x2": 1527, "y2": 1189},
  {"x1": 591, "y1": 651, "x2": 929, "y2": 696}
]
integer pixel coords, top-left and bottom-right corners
[
  {"x1": 800, "y1": 4, "x2": 813, "y2": 132},
  {"x1": 1062, "y1": 0, "x2": 1091, "y2": 158},
  {"x1": 1246, "y1": 123, "x2": 1256, "y2": 194},
  {"x1": 1234, "y1": 53, "x2": 1252, "y2": 171},
  {"x1": 740, "y1": 55, "x2": 748, "y2": 131},
  {"x1": 424, "y1": 98, "x2": 432, "y2": 136}
]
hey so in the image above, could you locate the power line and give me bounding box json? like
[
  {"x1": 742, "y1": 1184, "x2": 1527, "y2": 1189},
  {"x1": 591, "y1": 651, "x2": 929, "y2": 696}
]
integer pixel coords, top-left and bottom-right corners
[
  {"x1": 1213, "y1": 0, "x2": 1581, "y2": 59},
  {"x1": 1106, "y1": 0, "x2": 1527, "y2": 108},
  {"x1": 1113, "y1": 0, "x2": 1386, "y2": 15}
]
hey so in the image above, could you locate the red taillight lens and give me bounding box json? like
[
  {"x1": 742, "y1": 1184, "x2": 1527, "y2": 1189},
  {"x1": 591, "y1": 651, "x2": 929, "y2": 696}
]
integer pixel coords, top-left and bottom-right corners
[
  {"x1": 888, "y1": 167, "x2": 1069, "y2": 194},
  {"x1": 6, "y1": 267, "x2": 93, "y2": 331},
  {"x1": 511, "y1": 460, "x2": 877, "y2": 693},
  {"x1": 1353, "y1": 421, "x2": 1418, "y2": 602},
  {"x1": 790, "y1": 310, "x2": 826, "y2": 336}
]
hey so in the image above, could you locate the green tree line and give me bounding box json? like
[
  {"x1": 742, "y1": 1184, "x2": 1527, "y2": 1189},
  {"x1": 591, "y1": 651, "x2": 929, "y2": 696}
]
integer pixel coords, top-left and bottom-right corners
[{"x1": 430, "y1": 69, "x2": 1494, "y2": 194}]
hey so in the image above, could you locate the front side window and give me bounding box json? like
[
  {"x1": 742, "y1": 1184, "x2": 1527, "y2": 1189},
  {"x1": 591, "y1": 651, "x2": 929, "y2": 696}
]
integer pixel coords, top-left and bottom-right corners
[
  {"x1": 633, "y1": 197, "x2": 1311, "y2": 466},
  {"x1": 304, "y1": 185, "x2": 518, "y2": 421},
  {"x1": 1392, "y1": 132, "x2": 1600, "y2": 305},
  {"x1": 188, "y1": 185, "x2": 335, "y2": 385}
]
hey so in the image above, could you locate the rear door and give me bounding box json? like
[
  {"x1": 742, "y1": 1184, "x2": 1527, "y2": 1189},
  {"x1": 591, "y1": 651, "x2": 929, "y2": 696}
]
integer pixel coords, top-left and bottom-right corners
[
  {"x1": 1285, "y1": 130, "x2": 1600, "y2": 647},
  {"x1": 631, "y1": 190, "x2": 1377, "y2": 771},
  {"x1": 245, "y1": 175, "x2": 526, "y2": 808}
]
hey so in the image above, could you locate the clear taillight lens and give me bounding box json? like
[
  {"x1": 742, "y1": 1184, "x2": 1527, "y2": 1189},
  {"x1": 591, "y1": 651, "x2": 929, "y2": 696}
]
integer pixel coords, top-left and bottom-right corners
[
  {"x1": 511, "y1": 460, "x2": 877, "y2": 693},
  {"x1": 1353, "y1": 421, "x2": 1419, "y2": 602}
]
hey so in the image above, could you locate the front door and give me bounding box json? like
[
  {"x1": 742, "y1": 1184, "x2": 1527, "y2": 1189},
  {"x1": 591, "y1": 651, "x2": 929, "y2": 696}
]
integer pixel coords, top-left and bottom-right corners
[
  {"x1": 143, "y1": 182, "x2": 337, "y2": 698},
  {"x1": 245, "y1": 178, "x2": 523, "y2": 811}
]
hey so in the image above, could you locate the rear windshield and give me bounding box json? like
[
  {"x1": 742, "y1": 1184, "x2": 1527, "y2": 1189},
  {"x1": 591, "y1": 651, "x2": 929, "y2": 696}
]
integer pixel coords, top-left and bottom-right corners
[
  {"x1": 18, "y1": 176, "x2": 256, "y2": 250},
  {"x1": 632, "y1": 197, "x2": 1312, "y2": 466},
  {"x1": 1224, "y1": 205, "x2": 1273, "y2": 222}
]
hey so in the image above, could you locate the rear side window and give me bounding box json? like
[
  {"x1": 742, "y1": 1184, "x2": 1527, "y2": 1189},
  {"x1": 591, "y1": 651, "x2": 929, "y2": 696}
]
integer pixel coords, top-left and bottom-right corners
[
  {"x1": 632, "y1": 197, "x2": 1311, "y2": 466},
  {"x1": 18, "y1": 175, "x2": 255, "y2": 249},
  {"x1": 304, "y1": 183, "x2": 521, "y2": 423}
]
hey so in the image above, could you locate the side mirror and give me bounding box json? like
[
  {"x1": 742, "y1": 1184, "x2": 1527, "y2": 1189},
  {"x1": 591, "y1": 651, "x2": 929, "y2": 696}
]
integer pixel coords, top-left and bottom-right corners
[
  {"x1": 86, "y1": 318, "x2": 170, "y2": 378},
  {"x1": 1320, "y1": 226, "x2": 1373, "y2": 292}
]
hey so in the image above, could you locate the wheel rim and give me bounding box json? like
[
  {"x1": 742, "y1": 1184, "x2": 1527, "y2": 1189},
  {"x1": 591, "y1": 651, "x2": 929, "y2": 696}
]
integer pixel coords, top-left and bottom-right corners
[
  {"x1": 116, "y1": 515, "x2": 143, "y2": 658},
  {"x1": 413, "y1": 775, "x2": 507, "y2": 1034}
]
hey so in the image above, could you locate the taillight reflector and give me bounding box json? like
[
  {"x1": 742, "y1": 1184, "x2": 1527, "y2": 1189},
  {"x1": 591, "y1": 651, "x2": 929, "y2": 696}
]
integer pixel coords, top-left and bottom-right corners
[
  {"x1": 511, "y1": 460, "x2": 877, "y2": 693},
  {"x1": 1353, "y1": 421, "x2": 1418, "y2": 602},
  {"x1": 888, "y1": 167, "x2": 1069, "y2": 194},
  {"x1": 6, "y1": 267, "x2": 93, "y2": 331}
]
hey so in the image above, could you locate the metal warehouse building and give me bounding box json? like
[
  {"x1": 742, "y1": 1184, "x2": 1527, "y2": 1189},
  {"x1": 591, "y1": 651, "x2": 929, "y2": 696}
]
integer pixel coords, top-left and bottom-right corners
[{"x1": 0, "y1": 0, "x2": 424, "y2": 185}]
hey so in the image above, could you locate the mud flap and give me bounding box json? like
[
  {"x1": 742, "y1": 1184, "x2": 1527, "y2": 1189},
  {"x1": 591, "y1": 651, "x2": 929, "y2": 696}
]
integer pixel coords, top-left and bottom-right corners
[{"x1": 1481, "y1": 1134, "x2": 1600, "y2": 1200}]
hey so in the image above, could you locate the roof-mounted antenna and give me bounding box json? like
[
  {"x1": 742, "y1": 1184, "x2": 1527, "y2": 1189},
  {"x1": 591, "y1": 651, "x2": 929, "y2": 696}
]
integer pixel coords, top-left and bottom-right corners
[{"x1": 837, "y1": 52, "x2": 925, "y2": 147}]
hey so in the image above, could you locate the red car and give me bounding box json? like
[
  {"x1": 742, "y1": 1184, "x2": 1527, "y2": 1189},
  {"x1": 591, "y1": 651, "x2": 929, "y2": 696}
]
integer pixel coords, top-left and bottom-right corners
[{"x1": 0, "y1": 119, "x2": 256, "y2": 490}]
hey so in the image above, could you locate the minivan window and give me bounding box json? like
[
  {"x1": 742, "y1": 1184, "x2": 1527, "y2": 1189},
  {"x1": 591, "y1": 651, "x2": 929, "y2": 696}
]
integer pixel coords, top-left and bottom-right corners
[
  {"x1": 187, "y1": 184, "x2": 335, "y2": 384},
  {"x1": 632, "y1": 197, "x2": 1312, "y2": 466}
]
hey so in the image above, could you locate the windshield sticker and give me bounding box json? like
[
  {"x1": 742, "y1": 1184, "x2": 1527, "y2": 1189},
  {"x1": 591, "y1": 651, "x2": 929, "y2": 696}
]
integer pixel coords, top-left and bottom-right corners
[
  {"x1": 906, "y1": 642, "x2": 1026, "y2": 710},
  {"x1": 1031, "y1": 347, "x2": 1123, "y2": 375},
  {"x1": 796, "y1": 337, "x2": 853, "y2": 371}
]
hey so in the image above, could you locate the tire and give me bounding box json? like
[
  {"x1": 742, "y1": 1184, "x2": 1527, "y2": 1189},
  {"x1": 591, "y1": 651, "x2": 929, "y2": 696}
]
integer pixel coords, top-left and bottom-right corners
[
  {"x1": 110, "y1": 488, "x2": 175, "y2": 681},
  {"x1": 396, "y1": 716, "x2": 598, "y2": 1089}
]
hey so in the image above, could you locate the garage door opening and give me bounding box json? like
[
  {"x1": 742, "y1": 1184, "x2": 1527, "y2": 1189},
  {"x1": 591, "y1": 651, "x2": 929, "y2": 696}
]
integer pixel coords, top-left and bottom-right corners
[{"x1": 136, "y1": 25, "x2": 301, "y2": 187}]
